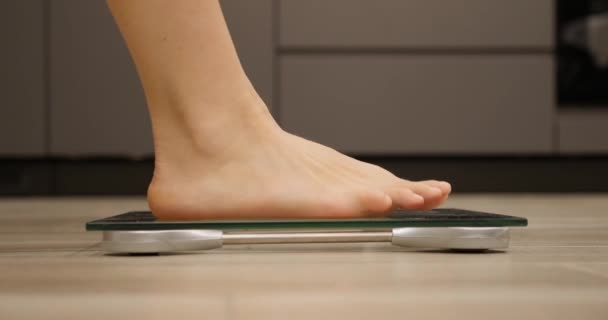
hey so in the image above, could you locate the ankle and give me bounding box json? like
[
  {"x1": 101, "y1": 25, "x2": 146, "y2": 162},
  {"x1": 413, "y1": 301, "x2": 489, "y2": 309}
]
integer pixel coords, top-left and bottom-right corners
[
  {"x1": 184, "y1": 97, "x2": 281, "y2": 153},
  {"x1": 150, "y1": 94, "x2": 282, "y2": 174}
]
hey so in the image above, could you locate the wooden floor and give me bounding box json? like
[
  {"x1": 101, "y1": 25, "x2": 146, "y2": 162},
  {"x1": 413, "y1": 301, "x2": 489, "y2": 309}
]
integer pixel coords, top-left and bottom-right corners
[{"x1": 0, "y1": 194, "x2": 607, "y2": 319}]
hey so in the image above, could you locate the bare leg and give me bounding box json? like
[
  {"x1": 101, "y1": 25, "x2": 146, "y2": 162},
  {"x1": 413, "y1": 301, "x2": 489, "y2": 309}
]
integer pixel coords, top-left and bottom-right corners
[{"x1": 106, "y1": 0, "x2": 451, "y2": 220}]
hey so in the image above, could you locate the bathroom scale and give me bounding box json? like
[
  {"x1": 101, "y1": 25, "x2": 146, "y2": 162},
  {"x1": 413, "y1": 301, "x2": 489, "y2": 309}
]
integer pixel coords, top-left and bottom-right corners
[{"x1": 87, "y1": 209, "x2": 527, "y2": 254}]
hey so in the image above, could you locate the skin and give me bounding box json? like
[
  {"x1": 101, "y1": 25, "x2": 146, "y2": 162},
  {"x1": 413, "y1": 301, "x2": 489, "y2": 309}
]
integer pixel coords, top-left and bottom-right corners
[{"x1": 106, "y1": 0, "x2": 451, "y2": 220}]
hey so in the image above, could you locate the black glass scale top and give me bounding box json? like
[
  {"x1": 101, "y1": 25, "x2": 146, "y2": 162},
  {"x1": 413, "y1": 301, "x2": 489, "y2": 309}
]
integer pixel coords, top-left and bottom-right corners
[{"x1": 86, "y1": 208, "x2": 528, "y2": 231}]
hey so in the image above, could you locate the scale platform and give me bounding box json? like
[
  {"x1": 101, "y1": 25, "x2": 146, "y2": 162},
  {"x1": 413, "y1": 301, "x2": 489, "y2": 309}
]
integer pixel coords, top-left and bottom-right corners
[{"x1": 86, "y1": 209, "x2": 528, "y2": 254}]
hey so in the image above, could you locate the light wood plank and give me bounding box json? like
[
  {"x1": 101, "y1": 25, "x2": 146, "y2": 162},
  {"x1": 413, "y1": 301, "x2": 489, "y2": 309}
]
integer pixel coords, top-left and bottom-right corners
[{"x1": 0, "y1": 194, "x2": 607, "y2": 319}]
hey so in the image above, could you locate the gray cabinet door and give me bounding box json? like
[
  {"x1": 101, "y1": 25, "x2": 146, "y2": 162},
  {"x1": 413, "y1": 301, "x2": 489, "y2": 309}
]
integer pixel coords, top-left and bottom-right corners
[
  {"x1": 280, "y1": 0, "x2": 554, "y2": 49},
  {"x1": 50, "y1": 0, "x2": 151, "y2": 156},
  {"x1": 281, "y1": 55, "x2": 554, "y2": 154},
  {"x1": 222, "y1": 0, "x2": 274, "y2": 110},
  {"x1": 50, "y1": 0, "x2": 273, "y2": 156},
  {"x1": 559, "y1": 109, "x2": 608, "y2": 154},
  {"x1": 0, "y1": 0, "x2": 46, "y2": 156}
]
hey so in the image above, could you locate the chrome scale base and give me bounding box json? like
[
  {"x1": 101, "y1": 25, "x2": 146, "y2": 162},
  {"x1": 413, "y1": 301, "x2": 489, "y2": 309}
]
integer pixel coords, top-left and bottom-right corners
[{"x1": 101, "y1": 227, "x2": 511, "y2": 254}]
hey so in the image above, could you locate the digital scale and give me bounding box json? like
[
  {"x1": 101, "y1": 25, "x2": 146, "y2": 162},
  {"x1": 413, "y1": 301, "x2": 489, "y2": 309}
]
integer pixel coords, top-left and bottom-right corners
[{"x1": 86, "y1": 209, "x2": 527, "y2": 254}]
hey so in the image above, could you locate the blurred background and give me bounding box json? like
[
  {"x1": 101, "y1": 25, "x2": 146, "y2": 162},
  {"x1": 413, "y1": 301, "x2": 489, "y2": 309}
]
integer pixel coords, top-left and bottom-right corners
[{"x1": 1, "y1": 0, "x2": 607, "y2": 195}]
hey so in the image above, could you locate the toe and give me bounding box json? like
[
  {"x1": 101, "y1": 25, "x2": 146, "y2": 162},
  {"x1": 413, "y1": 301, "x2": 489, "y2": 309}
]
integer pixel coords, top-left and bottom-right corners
[
  {"x1": 420, "y1": 180, "x2": 451, "y2": 209},
  {"x1": 421, "y1": 180, "x2": 452, "y2": 196},
  {"x1": 401, "y1": 182, "x2": 444, "y2": 210},
  {"x1": 386, "y1": 187, "x2": 425, "y2": 210},
  {"x1": 410, "y1": 183, "x2": 443, "y2": 200},
  {"x1": 316, "y1": 189, "x2": 392, "y2": 218},
  {"x1": 356, "y1": 189, "x2": 393, "y2": 215}
]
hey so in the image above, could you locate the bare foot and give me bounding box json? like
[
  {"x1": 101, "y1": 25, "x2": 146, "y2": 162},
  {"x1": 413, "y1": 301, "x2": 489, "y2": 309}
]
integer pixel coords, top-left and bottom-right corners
[
  {"x1": 147, "y1": 101, "x2": 451, "y2": 220},
  {"x1": 106, "y1": 0, "x2": 451, "y2": 220}
]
